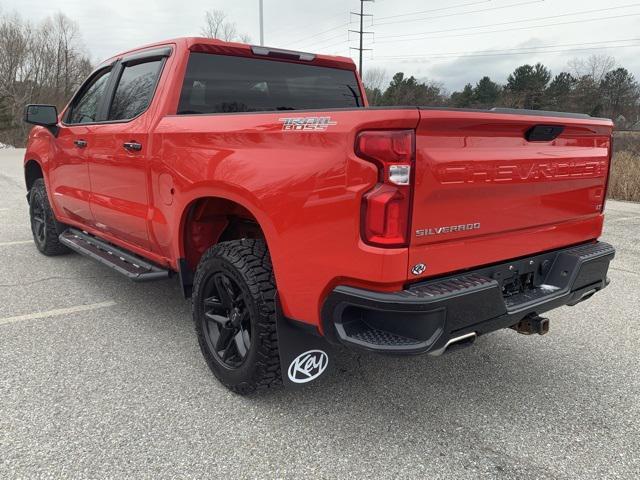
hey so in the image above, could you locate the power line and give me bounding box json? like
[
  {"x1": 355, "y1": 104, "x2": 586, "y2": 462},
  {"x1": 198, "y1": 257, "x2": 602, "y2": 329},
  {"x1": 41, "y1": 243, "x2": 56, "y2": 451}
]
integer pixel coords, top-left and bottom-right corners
[
  {"x1": 272, "y1": 10, "x2": 349, "y2": 40},
  {"x1": 291, "y1": 1, "x2": 640, "y2": 55},
  {"x1": 374, "y1": 0, "x2": 490, "y2": 21},
  {"x1": 274, "y1": 1, "x2": 487, "y2": 49},
  {"x1": 291, "y1": 31, "x2": 356, "y2": 54},
  {"x1": 372, "y1": 38, "x2": 640, "y2": 59},
  {"x1": 313, "y1": 35, "x2": 354, "y2": 51},
  {"x1": 375, "y1": 3, "x2": 640, "y2": 40},
  {"x1": 373, "y1": 0, "x2": 544, "y2": 27},
  {"x1": 280, "y1": 0, "x2": 640, "y2": 61},
  {"x1": 287, "y1": 21, "x2": 352, "y2": 46},
  {"x1": 350, "y1": 0, "x2": 374, "y2": 75},
  {"x1": 371, "y1": 43, "x2": 640, "y2": 61},
  {"x1": 300, "y1": 30, "x2": 352, "y2": 48},
  {"x1": 281, "y1": 0, "x2": 491, "y2": 45},
  {"x1": 373, "y1": 12, "x2": 640, "y2": 44}
]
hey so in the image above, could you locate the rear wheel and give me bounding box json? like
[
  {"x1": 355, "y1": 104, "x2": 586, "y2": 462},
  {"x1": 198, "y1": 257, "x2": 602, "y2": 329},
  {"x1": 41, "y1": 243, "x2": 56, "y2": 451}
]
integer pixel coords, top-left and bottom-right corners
[
  {"x1": 192, "y1": 239, "x2": 281, "y2": 394},
  {"x1": 29, "y1": 178, "x2": 69, "y2": 256}
]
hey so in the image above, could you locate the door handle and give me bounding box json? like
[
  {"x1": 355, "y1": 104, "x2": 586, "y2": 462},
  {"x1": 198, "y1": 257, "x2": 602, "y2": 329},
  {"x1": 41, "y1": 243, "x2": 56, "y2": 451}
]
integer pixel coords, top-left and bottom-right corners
[
  {"x1": 123, "y1": 141, "x2": 142, "y2": 152},
  {"x1": 74, "y1": 139, "x2": 87, "y2": 148}
]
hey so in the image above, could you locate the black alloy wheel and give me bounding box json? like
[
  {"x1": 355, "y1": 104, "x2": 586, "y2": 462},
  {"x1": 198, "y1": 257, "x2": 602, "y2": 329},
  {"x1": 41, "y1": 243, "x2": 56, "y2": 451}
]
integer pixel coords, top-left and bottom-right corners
[
  {"x1": 30, "y1": 192, "x2": 46, "y2": 247},
  {"x1": 28, "y1": 178, "x2": 69, "y2": 256},
  {"x1": 202, "y1": 272, "x2": 252, "y2": 368}
]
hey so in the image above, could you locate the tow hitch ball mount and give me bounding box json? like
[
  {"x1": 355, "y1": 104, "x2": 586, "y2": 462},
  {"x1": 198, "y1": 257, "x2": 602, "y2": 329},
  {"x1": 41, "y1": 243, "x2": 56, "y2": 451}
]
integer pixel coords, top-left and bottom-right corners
[{"x1": 511, "y1": 314, "x2": 550, "y2": 335}]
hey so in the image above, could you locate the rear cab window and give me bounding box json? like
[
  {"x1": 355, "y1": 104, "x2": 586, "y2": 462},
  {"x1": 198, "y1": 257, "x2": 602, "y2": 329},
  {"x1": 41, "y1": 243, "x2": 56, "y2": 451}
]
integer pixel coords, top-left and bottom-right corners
[
  {"x1": 177, "y1": 53, "x2": 363, "y2": 114},
  {"x1": 109, "y1": 59, "x2": 163, "y2": 121}
]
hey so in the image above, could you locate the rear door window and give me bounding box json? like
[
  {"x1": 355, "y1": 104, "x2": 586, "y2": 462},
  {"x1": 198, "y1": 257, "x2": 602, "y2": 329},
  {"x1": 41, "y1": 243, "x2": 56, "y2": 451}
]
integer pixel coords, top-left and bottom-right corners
[
  {"x1": 178, "y1": 53, "x2": 362, "y2": 114},
  {"x1": 108, "y1": 59, "x2": 163, "y2": 121}
]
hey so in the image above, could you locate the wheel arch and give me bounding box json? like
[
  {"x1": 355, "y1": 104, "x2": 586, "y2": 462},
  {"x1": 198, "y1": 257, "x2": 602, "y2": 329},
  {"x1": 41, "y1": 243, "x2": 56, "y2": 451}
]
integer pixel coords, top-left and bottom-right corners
[
  {"x1": 178, "y1": 192, "x2": 278, "y2": 274},
  {"x1": 24, "y1": 158, "x2": 44, "y2": 192}
]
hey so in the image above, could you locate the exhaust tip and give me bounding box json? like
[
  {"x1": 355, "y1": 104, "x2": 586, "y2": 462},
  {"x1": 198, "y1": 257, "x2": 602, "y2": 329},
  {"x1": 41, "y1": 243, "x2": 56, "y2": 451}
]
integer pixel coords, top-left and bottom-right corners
[
  {"x1": 445, "y1": 332, "x2": 477, "y2": 353},
  {"x1": 429, "y1": 332, "x2": 477, "y2": 356}
]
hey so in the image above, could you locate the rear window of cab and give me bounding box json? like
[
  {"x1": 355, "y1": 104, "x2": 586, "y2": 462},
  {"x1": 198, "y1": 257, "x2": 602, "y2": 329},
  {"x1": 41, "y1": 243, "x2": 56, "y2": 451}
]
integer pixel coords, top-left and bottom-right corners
[{"x1": 177, "y1": 52, "x2": 363, "y2": 114}]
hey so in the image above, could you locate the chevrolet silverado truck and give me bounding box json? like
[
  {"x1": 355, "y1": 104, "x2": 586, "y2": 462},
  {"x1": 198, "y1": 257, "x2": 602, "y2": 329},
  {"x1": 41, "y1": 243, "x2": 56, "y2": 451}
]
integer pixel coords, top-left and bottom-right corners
[{"x1": 23, "y1": 37, "x2": 615, "y2": 394}]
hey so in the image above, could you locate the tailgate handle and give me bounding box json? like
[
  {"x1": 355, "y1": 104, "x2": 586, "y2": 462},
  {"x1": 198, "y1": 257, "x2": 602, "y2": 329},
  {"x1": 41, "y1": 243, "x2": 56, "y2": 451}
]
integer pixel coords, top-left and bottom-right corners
[{"x1": 525, "y1": 125, "x2": 564, "y2": 142}]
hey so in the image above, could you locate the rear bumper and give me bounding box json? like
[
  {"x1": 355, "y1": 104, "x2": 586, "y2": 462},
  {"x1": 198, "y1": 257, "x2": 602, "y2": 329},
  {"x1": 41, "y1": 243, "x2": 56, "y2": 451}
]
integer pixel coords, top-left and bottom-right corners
[{"x1": 321, "y1": 241, "x2": 615, "y2": 355}]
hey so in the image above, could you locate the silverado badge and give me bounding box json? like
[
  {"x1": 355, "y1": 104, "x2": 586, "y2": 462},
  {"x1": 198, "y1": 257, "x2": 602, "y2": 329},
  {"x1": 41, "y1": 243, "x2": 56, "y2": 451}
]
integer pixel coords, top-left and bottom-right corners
[{"x1": 416, "y1": 222, "x2": 481, "y2": 237}]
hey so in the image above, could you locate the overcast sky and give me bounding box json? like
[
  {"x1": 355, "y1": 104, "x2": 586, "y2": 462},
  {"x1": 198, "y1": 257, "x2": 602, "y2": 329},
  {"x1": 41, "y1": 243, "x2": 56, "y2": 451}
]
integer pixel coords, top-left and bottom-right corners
[{"x1": 3, "y1": 0, "x2": 640, "y2": 91}]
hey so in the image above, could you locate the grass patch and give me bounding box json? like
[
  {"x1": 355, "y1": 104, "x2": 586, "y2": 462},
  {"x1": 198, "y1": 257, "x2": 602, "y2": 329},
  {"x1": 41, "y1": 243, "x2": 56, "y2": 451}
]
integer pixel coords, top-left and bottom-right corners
[
  {"x1": 608, "y1": 150, "x2": 640, "y2": 202},
  {"x1": 613, "y1": 131, "x2": 640, "y2": 155}
]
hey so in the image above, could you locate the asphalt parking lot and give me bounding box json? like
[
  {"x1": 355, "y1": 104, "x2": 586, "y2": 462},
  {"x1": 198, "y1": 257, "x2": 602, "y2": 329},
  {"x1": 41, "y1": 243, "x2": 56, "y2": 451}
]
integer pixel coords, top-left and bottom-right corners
[{"x1": 1, "y1": 148, "x2": 639, "y2": 479}]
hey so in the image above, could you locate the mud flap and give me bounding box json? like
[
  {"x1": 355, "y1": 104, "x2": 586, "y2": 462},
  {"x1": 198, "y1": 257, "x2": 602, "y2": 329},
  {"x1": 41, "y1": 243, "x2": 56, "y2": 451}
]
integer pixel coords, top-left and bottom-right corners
[{"x1": 276, "y1": 298, "x2": 334, "y2": 388}]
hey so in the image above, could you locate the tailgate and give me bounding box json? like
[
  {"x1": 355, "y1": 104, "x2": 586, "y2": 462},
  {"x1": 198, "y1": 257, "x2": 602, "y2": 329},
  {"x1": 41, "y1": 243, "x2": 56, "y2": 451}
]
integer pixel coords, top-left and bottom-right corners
[{"x1": 409, "y1": 108, "x2": 613, "y2": 280}]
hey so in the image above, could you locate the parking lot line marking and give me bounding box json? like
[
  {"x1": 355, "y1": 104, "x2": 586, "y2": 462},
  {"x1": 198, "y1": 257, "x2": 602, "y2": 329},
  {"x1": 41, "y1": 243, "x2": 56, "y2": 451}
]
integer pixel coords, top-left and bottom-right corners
[
  {"x1": 0, "y1": 301, "x2": 117, "y2": 326},
  {"x1": 0, "y1": 240, "x2": 33, "y2": 246}
]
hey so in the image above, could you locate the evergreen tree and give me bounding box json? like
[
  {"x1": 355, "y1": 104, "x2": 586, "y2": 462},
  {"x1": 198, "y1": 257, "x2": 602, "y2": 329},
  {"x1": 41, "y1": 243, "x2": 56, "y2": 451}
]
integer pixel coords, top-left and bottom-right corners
[
  {"x1": 506, "y1": 63, "x2": 552, "y2": 109},
  {"x1": 546, "y1": 72, "x2": 576, "y2": 111},
  {"x1": 473, "y1": 76, "x2": 500, "y2": 107},
  {"x1": 450, "y1": 83, "x2": 474, "y2": 108}
]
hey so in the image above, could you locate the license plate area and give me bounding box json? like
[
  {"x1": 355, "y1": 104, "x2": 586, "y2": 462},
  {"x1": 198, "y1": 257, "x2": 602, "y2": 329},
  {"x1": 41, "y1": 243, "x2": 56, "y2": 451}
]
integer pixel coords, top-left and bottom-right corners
[
  {"x1": 489, "y1": 253, "x2": 567, "y2": 311},
  {"x1": 492, "y1": 257, "x2": 553, "y2": 298}
]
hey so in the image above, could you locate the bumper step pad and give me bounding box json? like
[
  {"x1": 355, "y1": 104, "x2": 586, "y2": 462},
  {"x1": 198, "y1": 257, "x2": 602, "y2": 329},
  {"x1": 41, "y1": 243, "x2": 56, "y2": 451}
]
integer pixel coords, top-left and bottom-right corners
[
  {"x1": 59, "y1": 229, "x2": 170, "y2": 282},
  {"x1": 324, "y1": 241, "x2": 615, "y2": 354},
  {"x1": 343, "y1": 324, "x2": 423, "y2": 347}
]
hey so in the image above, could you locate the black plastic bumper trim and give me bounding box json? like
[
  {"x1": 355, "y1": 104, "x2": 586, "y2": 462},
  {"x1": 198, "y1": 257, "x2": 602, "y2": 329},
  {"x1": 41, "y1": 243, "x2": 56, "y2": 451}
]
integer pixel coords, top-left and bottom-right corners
[{"x1": 322, "y1": 241, "x2": 615, "y2": 355}]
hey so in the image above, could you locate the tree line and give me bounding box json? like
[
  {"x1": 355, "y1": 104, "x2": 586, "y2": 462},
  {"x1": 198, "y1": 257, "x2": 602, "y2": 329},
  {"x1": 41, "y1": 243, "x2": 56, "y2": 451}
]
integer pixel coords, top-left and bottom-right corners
[{"x1": 364, "y1": 55, "x2": 640, "y2": 129}]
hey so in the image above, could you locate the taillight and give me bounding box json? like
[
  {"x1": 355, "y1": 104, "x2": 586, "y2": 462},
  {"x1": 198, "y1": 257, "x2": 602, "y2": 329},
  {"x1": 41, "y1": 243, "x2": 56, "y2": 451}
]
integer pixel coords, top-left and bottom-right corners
[{"x1": 356, "y1": 130, "x2": 414, "y2": 247}]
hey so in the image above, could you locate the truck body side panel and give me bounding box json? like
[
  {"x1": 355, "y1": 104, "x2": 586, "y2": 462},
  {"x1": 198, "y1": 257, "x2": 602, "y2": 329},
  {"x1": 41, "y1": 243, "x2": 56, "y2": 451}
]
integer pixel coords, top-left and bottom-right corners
[{"x1": 153, "y1": 109, "x2": 420, "y2": 326}]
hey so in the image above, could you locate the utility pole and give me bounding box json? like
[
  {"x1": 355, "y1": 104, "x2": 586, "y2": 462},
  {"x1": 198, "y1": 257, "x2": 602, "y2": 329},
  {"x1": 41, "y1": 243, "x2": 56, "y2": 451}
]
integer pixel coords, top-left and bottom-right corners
[
  {"x1": 259, "y1": 0, "x2": 264, "y2": 46},
  {"x1": 350, "y1": 0, "x2": 374, "y2": 76}
]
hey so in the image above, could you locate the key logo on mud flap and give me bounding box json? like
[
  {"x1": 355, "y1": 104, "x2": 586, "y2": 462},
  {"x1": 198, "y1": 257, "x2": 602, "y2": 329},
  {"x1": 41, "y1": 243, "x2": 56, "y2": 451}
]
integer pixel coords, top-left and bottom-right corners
[{"x1": 287, "y1": 350, "x2": 328, "y2": 383}]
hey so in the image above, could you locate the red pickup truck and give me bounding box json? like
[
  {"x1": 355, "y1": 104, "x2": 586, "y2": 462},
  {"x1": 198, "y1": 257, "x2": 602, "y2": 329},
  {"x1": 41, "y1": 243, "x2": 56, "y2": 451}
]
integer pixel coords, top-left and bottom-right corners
[{"x1": 23, "y1": 37, "x2": 615, "y2": 394}]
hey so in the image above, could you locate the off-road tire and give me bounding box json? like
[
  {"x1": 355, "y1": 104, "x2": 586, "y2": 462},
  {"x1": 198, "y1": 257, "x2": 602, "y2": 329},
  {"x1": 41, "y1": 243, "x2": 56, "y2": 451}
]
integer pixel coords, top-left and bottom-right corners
[
  {"x1": 192, "y1": 239, "x2": 281, "y2": 394},
  {"x1": 29, "y1": 178, "x2": 69, "y2": 256}
]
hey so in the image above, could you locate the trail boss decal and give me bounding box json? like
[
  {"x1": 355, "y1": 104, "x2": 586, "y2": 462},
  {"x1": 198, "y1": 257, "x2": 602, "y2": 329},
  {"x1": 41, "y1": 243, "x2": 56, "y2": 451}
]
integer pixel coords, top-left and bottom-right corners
[
  {"x1": 416, "y1": 222, "x2": 481, "y2": 237},
  {"x1": 279, "y1": 117, "x2": 337, "y2": 131},
  {"x1": 287, "y1": 350, "x2": 328, "y2": 383}
]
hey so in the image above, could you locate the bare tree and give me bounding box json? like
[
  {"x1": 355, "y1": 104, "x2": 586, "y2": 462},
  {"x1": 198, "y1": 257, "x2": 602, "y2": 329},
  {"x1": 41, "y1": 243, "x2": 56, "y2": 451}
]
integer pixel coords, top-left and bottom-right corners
[
  {"x1": 200, "y1": 9, "x2": 250, "y2": 43},
  {"x1": 568, "y1": 54, "x2": 616, "y2": 83},
  {"x1": 363, "y1": 67, "x2": 387, "y2": 91},
  {"x1": 201, "y1": 10, "x2": 228, "y2": 40},
  {"x1": 362, "y1": 67, "x2": 387, "y2": 105},
  {"x1": 0, "y1": 11, "x2": 92, "y2": 146}
]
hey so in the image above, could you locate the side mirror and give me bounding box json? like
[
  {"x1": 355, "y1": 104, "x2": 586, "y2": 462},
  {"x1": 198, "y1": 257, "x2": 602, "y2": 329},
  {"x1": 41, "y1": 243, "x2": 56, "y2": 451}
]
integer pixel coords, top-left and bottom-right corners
[{"x1": 24, "y1": 104, "x2": 59, "y2": 135}]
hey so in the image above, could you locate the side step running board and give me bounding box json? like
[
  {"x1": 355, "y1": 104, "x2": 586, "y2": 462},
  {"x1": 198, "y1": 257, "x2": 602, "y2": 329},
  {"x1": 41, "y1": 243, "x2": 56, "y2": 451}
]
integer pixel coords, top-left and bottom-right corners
[{"x1": 59, "y1": 228, "x2": 171, "y2": 282}]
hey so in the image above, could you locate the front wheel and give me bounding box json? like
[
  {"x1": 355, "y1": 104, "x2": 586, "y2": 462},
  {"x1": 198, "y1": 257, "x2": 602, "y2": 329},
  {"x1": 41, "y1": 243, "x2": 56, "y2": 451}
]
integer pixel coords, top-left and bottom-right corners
[
  {"x1": 29, "y1": 178, "x2": 69, "y2": 256},
  {"x1": 192, "y1": 239, "x2": 281, "y2": 395}
]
